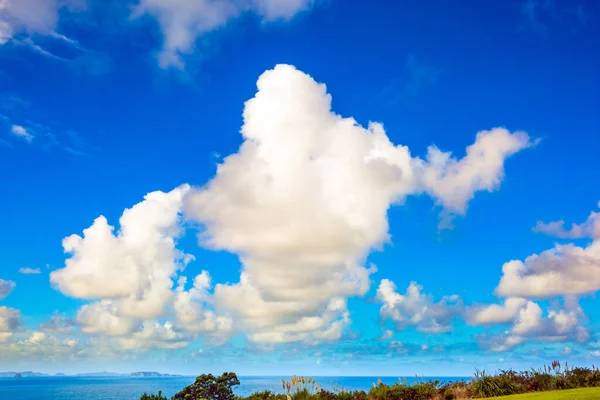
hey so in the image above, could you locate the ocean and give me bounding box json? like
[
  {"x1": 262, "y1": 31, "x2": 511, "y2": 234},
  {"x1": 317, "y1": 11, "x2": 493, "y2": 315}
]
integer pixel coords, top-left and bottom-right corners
[{"x1": 0, "y1": 375, "x2": 467, "y2": 399}]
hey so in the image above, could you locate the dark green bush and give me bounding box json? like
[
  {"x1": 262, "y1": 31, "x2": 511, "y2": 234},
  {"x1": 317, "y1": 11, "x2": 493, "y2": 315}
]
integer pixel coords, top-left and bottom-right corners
[
  {"x1": 140, "y1": 391, "x2": 168, "y2": 400},
  {"x1": 172, "y1": 372, "x2": 240, "y2": 400}
]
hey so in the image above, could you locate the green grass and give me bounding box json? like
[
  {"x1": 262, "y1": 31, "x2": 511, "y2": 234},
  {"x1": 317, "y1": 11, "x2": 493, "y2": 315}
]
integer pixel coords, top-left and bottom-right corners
[{"x1": 479, "y1": 387, "x2": 600, "y2": 399}]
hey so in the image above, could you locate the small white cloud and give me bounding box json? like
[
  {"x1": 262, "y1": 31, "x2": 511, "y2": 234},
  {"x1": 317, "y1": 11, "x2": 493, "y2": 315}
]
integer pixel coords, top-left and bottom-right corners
[
  {"x1": 497, "y1": 203, "x2": 600, "y2": 298},
  {"x1": 376, "y1": 279, "x2": 463, "y2": 333},
  {"x1": 39, "y1": 314, "x2": 75, "y2": 333},
  {"x1": 115, "y1": 321, "x2": 193, "y2": 351},
  {"x1": 19, "y1": 267, "x2": 41, "y2": 275},
  {"x1": 467, "y1": 297, "x2": 529, "y2": 325},
  {"x1": 478, "y1": 300, "x2": 589, "y2": 352},
  {"x1": 190, "y1": 348, "x2": 204, "y2": 357},
  {"x1": 0, "y1": 279, "x2": 16, "y2": 299},
  {"x1": 0, "y1": 306, "x2": 21, "y2": 335},
  {"x1": 380, "y1": 329, "x2": 394, "y2": 340},
  {"x1": 496, "y1": 240, "x2": 600, "y2": 299},
  {"x1": 10, "y1": 125, "x2": 34, "y2": 142},
  {"x1": 533, "y1": 204, "x2": 600, "y2": 239}
]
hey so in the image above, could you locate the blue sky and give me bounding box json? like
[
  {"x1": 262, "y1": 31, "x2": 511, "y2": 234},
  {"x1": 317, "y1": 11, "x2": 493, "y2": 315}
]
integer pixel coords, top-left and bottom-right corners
[{"x1": 0, "y1": 0, "x2": 599, "y2": 376}]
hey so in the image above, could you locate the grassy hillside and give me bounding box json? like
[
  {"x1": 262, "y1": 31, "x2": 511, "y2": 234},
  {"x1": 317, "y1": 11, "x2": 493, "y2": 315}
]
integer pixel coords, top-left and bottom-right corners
[{"x1": 480, "y1": 387, "x2": 600, "y2": 399}]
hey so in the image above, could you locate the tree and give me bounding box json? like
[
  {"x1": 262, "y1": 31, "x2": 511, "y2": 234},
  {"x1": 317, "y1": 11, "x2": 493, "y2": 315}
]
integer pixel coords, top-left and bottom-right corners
[
  {"x1": 172, "y1": 372, "x2": 240, "y2": 400},
  {"x1": 140, "y1": 391, "x2": 168, "y2": 400}
]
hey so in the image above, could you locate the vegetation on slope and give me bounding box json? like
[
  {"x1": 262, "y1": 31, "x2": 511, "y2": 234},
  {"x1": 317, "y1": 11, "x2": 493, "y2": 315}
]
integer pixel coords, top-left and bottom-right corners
[{"x1": 139, "y1": 361, "x2": 600, "y2": 400}]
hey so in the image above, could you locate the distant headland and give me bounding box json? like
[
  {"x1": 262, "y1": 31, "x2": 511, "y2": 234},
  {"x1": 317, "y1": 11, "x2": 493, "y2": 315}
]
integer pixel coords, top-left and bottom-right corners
[{"x1": 0, "y1": 371, "x2": 182, "y2": 378}]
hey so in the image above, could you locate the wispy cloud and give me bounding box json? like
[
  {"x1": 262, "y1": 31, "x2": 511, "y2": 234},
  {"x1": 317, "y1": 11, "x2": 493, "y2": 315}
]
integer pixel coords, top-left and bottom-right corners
[
  {"x1": 520, "y1": 0, "x2": 550, "y2": 34},
  {"x1": 1, "y1": 94, "x2": 98, "y2": 154},
  {"x1": 383, "y1": 54, "x2": 441, "y2": 104},
  {"x1": 132, "y1": 0, "x2": 318, "y2": 68},
  {"x1": 519, "y1": 0, "x2": 592, "y2": 35},
  {"x1": 11, "y1": 125, "x2": 34, "y2": 143},
  {"x1": 1, "y1": 1, "x2": 112, "y2": 76},
  {"x1": 0, "y1": 0, "x2": 85, "y2": 47},
  {"x1": 19, "y1": 267, "x2": 42, "y2": 275},
  {"x1": 0, "y1": 96, "x2": 32, "y2": 111}
]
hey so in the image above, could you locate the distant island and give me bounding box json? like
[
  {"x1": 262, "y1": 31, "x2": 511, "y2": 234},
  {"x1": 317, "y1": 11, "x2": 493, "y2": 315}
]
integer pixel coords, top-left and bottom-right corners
[
  {"x1": 130, "y1": 372, "x2": 181, "y2": 377},
  {"x1": 76, "y1": 371, "x2": 181, "y2": 377},
  {"x1": 0, "y1": 371, "x2": 48, "y2": 378},
  {"x1": 0, "y1": 371, "x2": 182, "y2": 378},
  {"x1": 74, "y1": 371, "x2": 126, "y2": 377}
]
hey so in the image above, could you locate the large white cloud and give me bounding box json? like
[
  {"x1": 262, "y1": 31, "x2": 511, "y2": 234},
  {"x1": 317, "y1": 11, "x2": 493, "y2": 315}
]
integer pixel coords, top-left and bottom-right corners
[
  {"x1": 48, "y1": 64, "x2": 531, "y2": 348},
  {"x1": 376, "y1": 280, "x2": 463, "y2": 333},
  {"x1": 133, "y1": 0, "x2": 316, "y2": 67},
  {"x1": 184, "y1": 64, "x2": 529, "y2": 344}
]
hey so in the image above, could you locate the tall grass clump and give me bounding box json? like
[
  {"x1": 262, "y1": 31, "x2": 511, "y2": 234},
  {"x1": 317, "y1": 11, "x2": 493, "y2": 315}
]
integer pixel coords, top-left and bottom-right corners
[{"x1": 282, "y1": 376, "x2": 320, "y2": 400}]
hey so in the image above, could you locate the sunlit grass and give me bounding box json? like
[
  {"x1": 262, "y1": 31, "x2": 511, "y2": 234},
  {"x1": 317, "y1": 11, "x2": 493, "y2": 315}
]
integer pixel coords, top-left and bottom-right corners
[{"x1": 478, "y1": 387, "x2": 600, "y2": 399}]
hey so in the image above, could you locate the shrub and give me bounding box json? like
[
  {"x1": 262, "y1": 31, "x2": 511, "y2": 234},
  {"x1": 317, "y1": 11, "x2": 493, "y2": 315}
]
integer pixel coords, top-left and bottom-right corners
[
  {"x1": 140, "y1": 391, "x2": 168, "y2": 400},
  {"x1": 240, "y1": 390, "x2": 288, "y2": 400},
  {"x1": 173, "y1": 372, "x2": 240, "y2": 400},
  {"x1": 471, "y1": 369, "x2": 523, "y2": 398}
]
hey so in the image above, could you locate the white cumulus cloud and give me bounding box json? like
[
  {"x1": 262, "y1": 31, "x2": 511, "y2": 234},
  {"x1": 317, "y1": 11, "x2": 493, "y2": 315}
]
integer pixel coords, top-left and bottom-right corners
[
  {"x1": 0, "y1": 306, "x2": 21, "y2": 341},
  {"x1": 466, "y1": 297, "x2": 529, "y2": 325},
  {"x1": 184, "y1": 64, "x2": 529, "y2": 344},
  {"x1": 50, "y1": 185, "x2": 193, "y2": 335},
  {"x1": 496, "y1": 202, "x2": 600, "y2": 298},
  {"x1": 50, "y1": 64, "x2": 531, "y2": 348},
  {"x1": 376, "y1": 279, "x2": 462, "y2": 333},
  {"x1": 495, "y1": 242, "x2": 600, "y2": 298},
  {"x1": 479, "y1": 299, "x2": 589, "y2": 352},
  {"x1": 533, "y1": 202, "x2": 600, "y2": 239}
]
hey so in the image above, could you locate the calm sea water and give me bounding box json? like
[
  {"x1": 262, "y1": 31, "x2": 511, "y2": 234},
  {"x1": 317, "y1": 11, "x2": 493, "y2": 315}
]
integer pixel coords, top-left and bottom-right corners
[{"x1": 0, "y1": 375, "x2": 466, "y2": 399}]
